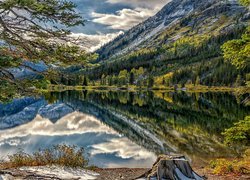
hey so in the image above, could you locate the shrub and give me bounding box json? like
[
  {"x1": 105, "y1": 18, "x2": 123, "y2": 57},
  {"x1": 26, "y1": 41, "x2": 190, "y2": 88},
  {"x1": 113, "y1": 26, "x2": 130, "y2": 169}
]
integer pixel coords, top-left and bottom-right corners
[
  {"x1": 6, "y1": 144, "x2": 88, "y2": 168},
  {"x1": 222, "y1": 116, "x2": 250, "y2": 146},
  {"x1": 209, "y1": 149, "x2": 250, "y2": 175}
]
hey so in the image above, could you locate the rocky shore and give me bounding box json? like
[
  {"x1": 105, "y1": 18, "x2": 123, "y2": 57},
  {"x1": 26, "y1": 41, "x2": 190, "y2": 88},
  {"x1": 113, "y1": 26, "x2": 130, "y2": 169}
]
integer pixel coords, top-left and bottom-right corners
[
  {"x1": 1, "y1": 154, "x2": 249, "y2": 180},
  {"x1": 1, "y1": 166, "x2": 249, "y2": 180}
]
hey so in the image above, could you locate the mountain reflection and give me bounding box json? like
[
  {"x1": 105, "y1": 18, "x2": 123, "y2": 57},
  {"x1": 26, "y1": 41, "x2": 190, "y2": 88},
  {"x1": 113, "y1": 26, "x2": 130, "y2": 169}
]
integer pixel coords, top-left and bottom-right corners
[{"x1": 0, "y1": 90, "x2": 249, "y2": 167}]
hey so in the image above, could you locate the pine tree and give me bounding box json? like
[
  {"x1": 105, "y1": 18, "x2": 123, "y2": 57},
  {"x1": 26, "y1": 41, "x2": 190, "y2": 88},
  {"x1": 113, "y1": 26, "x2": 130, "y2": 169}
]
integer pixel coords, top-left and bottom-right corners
[
  {"x1": 148, "y1": 75, "x2": 154, "y2": 88},
  {"x1": 235, "y1": 75, "x2": 243, "y2": 87},
  {"x1": 83, "y1": 76, "x2": 88, "y2": 86},
  {"x1": 129, "y1": 72, "x2": 135, "y2": 85}
]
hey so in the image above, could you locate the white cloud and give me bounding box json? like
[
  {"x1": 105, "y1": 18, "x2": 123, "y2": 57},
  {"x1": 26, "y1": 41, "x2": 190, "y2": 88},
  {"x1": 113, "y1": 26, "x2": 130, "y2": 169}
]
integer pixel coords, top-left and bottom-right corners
[
  {"x1": 106, "y1": 0, "x2": 170, "y2": 10},
  {"x1": 91, "y1": 138, "x2": 156, "y2": 161},
  {"x1": 69, "y1": 31, "x2": 123, "y2": 51},
  {"x1": 91, "y1": 0, "x2": 171, "y2": 30},
  {"x1": 0, "y1": 112, "x2": 118, "y2": 141},
  {"x1": 68, "y1": 0, "x2": 171, "y2": 50},
  {"x1": 92, "y1": 8, "x2": 157, "y2": 30}
]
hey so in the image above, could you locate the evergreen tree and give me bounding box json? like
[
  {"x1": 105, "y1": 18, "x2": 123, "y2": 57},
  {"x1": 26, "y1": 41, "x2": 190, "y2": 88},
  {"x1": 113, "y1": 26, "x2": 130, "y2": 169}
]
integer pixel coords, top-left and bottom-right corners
[
  {"x1": 148, "y1": 75, "x2": 154, "y2": 88},
  {"x1": 162, "y1": 78, "x2": 166, "y2": 86},
  {"x1": 129, "y1": 72, "x2": 135, "y2": 85},
  {"x1": 106, "y1": 75, "x2": 112, "y2": 86},
  {"x1": 235, "y1": 75, "x2": 243, "y2": 87},
  {"x1": 83, "y1": 76, "x2": 88, "y2": 86}
]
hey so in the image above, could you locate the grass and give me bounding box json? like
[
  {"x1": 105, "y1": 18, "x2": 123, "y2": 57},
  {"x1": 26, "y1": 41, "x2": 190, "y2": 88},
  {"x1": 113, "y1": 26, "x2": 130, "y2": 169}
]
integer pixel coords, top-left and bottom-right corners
[{"x1": 0, "y1": 144, "x2": 88, "y2": 169}]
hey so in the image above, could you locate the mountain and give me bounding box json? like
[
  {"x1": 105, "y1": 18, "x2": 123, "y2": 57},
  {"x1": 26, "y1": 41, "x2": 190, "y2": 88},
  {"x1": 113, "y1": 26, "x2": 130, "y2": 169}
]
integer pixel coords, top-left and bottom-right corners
[
  {"x1": 77, "y1": 0, "x2": 249, "y2": 88},
  {"x1": 96, "y1": 0, "x2": 248, "y2": 60}
]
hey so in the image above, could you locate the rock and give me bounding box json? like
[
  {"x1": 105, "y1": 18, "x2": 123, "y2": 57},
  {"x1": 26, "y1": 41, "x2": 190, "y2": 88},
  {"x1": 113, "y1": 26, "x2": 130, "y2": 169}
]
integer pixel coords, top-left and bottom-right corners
[
  {"x1": 137, "y1": 155, "x2": 205, "y2": 180},
  {"x1": 0, "y1": 166, "x2": 99, "y2": 180}
]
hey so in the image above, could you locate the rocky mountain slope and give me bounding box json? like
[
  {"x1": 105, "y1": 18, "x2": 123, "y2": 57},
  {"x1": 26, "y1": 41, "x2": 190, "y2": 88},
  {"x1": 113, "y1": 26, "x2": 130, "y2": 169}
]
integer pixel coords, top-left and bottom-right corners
[{"x1": 96, "y1": 0, "x2": 248, "y2": 61}]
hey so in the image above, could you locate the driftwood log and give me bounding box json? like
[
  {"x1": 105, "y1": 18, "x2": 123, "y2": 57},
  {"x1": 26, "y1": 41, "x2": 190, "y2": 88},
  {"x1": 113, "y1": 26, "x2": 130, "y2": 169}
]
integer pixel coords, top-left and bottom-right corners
[{"x1": 137, "y1": 155, "x2": 205, "y2": 180}]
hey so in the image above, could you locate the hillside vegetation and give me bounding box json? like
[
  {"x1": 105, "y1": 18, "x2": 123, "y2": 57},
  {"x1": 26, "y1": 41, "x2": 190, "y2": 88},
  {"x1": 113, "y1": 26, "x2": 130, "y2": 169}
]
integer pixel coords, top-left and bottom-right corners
[{"x1": 55, "y1": 0, "x2": 249, "y2": 89}]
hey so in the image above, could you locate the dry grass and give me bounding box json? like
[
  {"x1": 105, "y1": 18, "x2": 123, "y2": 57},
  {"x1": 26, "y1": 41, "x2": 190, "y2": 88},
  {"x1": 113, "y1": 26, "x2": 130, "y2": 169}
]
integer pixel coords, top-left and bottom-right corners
[{"x1": 0, "y1": 144, "x2": 88, "y2": 169}]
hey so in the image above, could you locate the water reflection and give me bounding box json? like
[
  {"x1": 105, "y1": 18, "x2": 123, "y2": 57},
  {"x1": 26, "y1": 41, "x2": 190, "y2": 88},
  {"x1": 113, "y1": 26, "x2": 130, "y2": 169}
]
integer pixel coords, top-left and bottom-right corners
[
  {"x1": 0, "y1": 90, "x2": 249, "y2": 167},
  {"x1": 0, "y1": 111, "x2": 156, "y2": 167}
]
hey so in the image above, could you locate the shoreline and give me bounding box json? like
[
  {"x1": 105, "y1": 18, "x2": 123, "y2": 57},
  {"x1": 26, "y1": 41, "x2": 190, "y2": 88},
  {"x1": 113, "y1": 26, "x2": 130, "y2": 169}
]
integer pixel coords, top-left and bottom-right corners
[
  {"x1": 42, "y1": 85, "x2": 250, "y2": 93},
  {"x1": 0, "y1": 166, "x2": 249, "y2": 180}
]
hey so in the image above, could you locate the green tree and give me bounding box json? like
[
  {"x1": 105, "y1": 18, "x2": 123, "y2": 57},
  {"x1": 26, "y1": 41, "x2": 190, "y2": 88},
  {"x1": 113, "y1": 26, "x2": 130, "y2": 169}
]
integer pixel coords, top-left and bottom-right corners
[
  {"x1": 112, "y1": 75, "x2": 118, "y2": 85},
  {"x1": 107, "y1": 75, "x2": 113, "y2": 86},
  {"x1": 83, "y1": 76, "x2": 88, "y2": 86},
  {"x1": 221, "y1": 27, "x2": 250, "y2": 69},
  {"x1": 221, "y1": 0, "x2": 250, "y2": 69},
  {"x1": 148, "y1": 75, "x2": 154, "y2": 88},
  {"x1": 137, "y1": 67, "x2": 144, "y2": 76},
  {"x1": 118, "y1": 69, "x2": 128, "y2": 85},
  {"x1": 0, "y1": 0, "x2": 98, "y2": 102},
  {"x1": 235, "y1": 75, "x2": 244, "y2": 87},
  {"x1": 246, "y1": 73, "x2": 250, "y2": 87},
  {"x1": 101, "y1": 74, "x2": 106, "y2": 85},
  {"x1": 222, "y1": 116, "x2": 250, "y2": 146},
  {"x1": 195, "y1": 76, "x2": 200, "y2": 86},
  {"x1": 129, "y1": 72, "x2": 135, "y2": 85},
  {"x1": 0, "y1": 0, "x2": 87, "y2": 65},
  {"x1": 162, "y1": 78, "x2": 166, "y2": 86}
]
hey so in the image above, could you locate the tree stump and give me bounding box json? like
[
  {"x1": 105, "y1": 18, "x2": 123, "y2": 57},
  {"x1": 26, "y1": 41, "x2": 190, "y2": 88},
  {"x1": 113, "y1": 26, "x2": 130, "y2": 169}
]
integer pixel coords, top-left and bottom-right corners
[{"x1": 137, "y1": 155, "x2": 205, "y2": 180}]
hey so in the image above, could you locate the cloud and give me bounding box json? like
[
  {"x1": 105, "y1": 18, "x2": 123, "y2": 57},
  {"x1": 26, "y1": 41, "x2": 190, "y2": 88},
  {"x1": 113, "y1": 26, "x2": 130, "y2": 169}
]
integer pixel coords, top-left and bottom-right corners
[
  {"x1": 0, "y1": 112, "x2": 119, "y2": 141},
  {"x1": 106, "y1": 0, "x2": 170, "y2": 10},
  {"x1": 91, "y1": 137, "x2": 156, "y2": 160},
  {"x1": 69, "y1": 0, "x2": 171, "y2": 49},
  {"x1": 69, "y1": 31, "x2": 123, "y2": 51},
  {"x1": 92, "y1": 8, "x2": 156, "y2": 30},
  {"x1": 91, "y1": 0, "x2": 171, "y2": 30}
]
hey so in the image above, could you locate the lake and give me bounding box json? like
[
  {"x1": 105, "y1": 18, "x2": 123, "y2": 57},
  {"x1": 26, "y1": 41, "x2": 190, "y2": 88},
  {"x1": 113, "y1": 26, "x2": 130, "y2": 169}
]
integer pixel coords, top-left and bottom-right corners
[{"x1": 0, "y1": 90, "x2": 249, "y2": 168}]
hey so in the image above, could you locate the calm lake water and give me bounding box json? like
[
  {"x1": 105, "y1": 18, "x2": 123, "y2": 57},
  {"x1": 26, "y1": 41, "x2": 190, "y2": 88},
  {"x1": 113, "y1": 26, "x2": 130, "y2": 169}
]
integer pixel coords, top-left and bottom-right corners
[{"x1": 0, "y1": 90, "x2": 249, "y2": 168}]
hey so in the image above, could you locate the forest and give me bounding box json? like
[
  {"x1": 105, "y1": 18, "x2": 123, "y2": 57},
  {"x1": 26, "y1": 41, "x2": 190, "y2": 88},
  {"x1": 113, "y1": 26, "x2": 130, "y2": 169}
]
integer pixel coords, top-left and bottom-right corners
[{"x1": 48, "y1": 13, "x2": 250, "y2": 89}]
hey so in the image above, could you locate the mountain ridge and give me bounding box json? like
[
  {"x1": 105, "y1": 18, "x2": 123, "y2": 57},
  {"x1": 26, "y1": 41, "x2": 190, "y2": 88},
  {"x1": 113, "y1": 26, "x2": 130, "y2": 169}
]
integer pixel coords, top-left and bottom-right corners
[{"x1": 96, "y1": 0, "x2": 248, "y2": 61}]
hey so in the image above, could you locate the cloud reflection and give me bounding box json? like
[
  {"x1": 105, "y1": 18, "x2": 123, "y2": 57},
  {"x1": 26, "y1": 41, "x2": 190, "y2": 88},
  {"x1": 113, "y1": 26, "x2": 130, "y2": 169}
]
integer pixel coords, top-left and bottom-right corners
[
  {"x1": 0, "y1": 112, "x2": 117, "y2": 141},
  {"x1": 0, "y1": 111, "x2": 156, "y2": 167},
  {"x1": 92, "y1": 137, "x2": 155, "y2": 160}
]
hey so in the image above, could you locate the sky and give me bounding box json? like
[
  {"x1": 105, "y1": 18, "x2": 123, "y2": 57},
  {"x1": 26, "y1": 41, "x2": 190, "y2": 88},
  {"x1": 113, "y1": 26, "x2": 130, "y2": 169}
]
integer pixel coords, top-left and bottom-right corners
[{"x1": 69, "y1": 0, "x2": 170, "y2": 51}]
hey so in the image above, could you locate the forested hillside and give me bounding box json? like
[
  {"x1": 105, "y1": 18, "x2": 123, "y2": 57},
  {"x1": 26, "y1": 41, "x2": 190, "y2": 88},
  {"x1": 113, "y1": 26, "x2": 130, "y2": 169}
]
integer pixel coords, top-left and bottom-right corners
[{"x1": 60, "y1": 0, "x2": 249, "y2": 88}]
